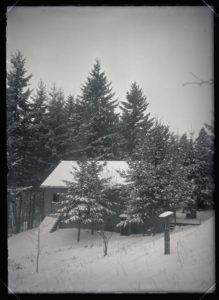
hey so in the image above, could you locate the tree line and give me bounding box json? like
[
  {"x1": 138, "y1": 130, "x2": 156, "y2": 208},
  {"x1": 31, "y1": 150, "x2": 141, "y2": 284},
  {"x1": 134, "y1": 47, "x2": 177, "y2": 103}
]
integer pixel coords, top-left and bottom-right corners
[{"x1": 7, "y1": 51, "x2": 214, "y2": 234}]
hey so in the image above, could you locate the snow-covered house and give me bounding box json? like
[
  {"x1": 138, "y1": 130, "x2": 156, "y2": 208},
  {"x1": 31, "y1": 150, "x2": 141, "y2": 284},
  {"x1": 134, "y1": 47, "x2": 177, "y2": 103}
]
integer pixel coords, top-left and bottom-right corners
[
  {"x1": 40, "y1": 160, "x2": 166, "y2": 234},
  {"x1": 40, "y1": 160, "x2": 129, "y2": 219}
]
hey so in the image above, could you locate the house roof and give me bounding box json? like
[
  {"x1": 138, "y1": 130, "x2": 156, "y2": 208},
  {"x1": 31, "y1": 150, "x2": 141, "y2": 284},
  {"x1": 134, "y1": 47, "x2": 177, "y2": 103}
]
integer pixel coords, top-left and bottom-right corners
[{"x1": 40, "y1": 160, "x2": 129, "y2": 188}]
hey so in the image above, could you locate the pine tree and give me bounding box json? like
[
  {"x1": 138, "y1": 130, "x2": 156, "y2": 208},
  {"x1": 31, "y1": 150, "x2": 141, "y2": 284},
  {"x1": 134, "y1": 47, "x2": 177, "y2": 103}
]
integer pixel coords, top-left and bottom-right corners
[
  {"x1": 120, "y1": 82, "x2": 153, "y2": 158},
  {"x1": 57, "y1": 160, "x2": 114, "y2": 241},
  {"x1": 77, "y1": 60, "x2": 119, "y2": 159}
]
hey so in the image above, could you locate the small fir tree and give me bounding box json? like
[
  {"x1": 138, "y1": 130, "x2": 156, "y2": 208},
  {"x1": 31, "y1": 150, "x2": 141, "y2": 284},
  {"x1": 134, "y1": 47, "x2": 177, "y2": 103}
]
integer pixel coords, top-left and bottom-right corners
[{"x1": 57, "y1": 160, "x2": 114, "y2": 241}]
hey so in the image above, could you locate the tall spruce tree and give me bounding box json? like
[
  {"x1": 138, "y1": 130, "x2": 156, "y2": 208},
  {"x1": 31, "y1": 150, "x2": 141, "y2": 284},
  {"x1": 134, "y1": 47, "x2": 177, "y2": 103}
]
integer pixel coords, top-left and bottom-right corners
[
  {"x1": 63, "y1": 95, "x2": 83, "y2": 160},
  {"x1": 29, "y1": 80, "x2": 49, "y2": 186},
  {"x1": 44, "y1": 85, "x2": 69, "y2": 167},
  {"x1": 120, "y1": 82, "x2": 153, "y2": 158},
  {"x1": 7, "y1": 51, "x2": 33, "y2": 187},
  {"x1": 7, "y1": 51, "x2": 33, "y2": 233},
  {"x1": 77, "y1": 60, "x2": 119, "y2": 159}
]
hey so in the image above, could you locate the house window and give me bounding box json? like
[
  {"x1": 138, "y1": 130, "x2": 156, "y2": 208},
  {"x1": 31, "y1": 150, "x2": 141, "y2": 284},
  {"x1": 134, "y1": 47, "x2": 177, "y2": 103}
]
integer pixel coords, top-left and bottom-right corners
[{"x1": 52, "y1": 193, "x2": 59, "y2": 203}]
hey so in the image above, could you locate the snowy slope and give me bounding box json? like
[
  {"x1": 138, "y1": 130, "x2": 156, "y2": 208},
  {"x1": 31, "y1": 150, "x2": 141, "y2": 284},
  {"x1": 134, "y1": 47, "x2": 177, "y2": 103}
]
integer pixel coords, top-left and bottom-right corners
[{"x1": 8, "y1": 216, "x2": 215, "y2": 293}]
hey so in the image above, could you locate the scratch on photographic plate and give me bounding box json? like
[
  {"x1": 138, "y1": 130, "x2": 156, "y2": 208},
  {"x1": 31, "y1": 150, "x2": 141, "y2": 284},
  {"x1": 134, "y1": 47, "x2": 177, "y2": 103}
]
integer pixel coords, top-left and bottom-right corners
[
  {"x1": 0, "y1": 279, "x2": 20, "y2": 300},
  {"x1": 201, "y1": 0, "x2": 219, "y2": 18}
]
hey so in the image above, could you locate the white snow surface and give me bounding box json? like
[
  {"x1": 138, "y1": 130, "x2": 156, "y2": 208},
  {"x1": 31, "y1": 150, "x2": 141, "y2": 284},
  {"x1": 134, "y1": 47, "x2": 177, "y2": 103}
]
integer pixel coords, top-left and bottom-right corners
[
  {"x1": 40, "y1": 160, "x2": 129, "y2": 188},
  {"x1": 39, "y1": 216, "x2": 60, "y2": 233},
  {"x1": 8, "y1": 216, "x2": 215, "y2": 293}
]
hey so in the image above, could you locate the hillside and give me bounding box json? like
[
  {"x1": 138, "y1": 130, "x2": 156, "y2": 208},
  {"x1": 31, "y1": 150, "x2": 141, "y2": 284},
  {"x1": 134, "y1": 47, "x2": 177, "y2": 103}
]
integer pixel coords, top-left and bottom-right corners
[{"x1": 8, "y1": 214, "x2": 215, "y2": 293}]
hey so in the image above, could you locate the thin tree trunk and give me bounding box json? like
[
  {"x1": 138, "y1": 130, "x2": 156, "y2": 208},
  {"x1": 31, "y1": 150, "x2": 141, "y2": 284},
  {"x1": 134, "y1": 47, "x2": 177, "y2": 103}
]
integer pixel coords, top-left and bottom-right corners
[
  {"x1": 20, "y1": 206, "x2": 24, "y2": 232},
  {"x1": 91, "y1": 221, "x2": 94, "y2": 235},
  {"x1": 7, "y1": 193, "x2": 10, "y2": 233},
  {"x1": 28, "y1": 191, "x2": 33, "y2": 229},
  {"x1": 104, "y1": 240, "x2": 108, "y2": 256},
  {"x1": 151, "y1": 216, "x2": 156, "y2": 236},
  {"x1": 11, "y1": 202, "x2": 14, "y2": 234},
  {"x1": 12, "y1": 200, "x2": 17, "y2": 234},
  {"x1": 30, "y1": 191, "x2": 36, "y2": 229},
  {"x1": 41, "y1": 190, "x2": 45, "y2": 221},
  {"x1": 13, "y1": 195, "x2": 20, "y2": 234},
  {"x1": 17, "y1": 193, "x2": 23, "y2": 233},
  {"x1": 77, "y1": 219, "x2": 81, "y2": 242},
  {"x1": 174, "y1": 209, "x2": 176, "y2": 227},
  {"x1": 36, "y1": 227, "x2": 40, "y2": 272}
]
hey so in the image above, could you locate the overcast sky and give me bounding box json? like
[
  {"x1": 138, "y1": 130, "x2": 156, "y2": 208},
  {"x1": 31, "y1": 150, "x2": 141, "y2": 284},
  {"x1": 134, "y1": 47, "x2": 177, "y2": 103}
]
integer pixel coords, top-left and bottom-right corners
[{"x1": 6, "y1": 6, "x2": 213, "y2": 137}]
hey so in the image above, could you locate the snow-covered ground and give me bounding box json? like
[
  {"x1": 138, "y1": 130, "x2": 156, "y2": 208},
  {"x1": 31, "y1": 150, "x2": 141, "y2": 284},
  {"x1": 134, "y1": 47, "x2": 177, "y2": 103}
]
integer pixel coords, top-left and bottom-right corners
[{"x1": 8, "y1": 213, "x2": 215, "y2": 293}]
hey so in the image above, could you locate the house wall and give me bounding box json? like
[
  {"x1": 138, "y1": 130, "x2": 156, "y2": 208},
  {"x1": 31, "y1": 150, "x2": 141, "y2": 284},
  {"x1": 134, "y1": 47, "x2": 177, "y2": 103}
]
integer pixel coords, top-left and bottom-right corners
[
  {"x1": 43, "y1": 187, "x2": 67, "y2": 215},
  {"x1": 42, "y1": 187, "x2": 166, "y2": 234}
]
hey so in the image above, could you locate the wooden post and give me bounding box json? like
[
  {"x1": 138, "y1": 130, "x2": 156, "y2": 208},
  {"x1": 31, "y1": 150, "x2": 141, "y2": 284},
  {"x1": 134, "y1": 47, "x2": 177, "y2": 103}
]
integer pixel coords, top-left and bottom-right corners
[
  {"x1": 159, "y1": 211, "x2": 173, "y2": 255},
  {"x1": 164, "y1": 217, "x2": 170, "y2": 255}
]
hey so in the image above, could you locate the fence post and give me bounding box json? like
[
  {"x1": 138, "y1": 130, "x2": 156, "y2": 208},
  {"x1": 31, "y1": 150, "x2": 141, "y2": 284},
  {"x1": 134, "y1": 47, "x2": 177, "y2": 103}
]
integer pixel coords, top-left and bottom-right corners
[
  {"x1": 164, "y1": 217, "x2": 170, "y2": 254},
  {"x1": 159, "y1": 211, "x2": 173, "y2": 255}
]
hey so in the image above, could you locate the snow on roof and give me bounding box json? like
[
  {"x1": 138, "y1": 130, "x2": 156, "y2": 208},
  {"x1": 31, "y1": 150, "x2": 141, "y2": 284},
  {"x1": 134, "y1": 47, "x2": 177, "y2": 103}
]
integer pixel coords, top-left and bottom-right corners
[
  {"x1": 40, "y1": 161, "x2": 129, "y2": 188},
  {"x1": 159, "y1": 211, "x2": 174, "y2": 218}
]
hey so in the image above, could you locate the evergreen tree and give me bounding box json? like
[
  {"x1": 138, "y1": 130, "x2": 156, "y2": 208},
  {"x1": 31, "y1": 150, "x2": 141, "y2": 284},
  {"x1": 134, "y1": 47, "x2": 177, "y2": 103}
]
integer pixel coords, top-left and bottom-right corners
[
  {"x1": 137, "y1": 120, "x2": 170, "y2": 165},
  {"x1": 7, "y1": 51, "x2": 33, "y2": 187},
  {"x1": 44, "y1": 85, "x2": 69, "y2": 167},
  {"x1": 77, "y1": 60, "x2": 119, "y2": 159},
  {"x1": 29, "y1": 80, "x2": 49, "y2": 186},
  {"x1": 120, "y1": 82, "x2": 153, "y2": 157},
  {"x1": 178, "y1": 133, "x2": 195, "y2": 168},
  {"x1": 7, "y1": 51, "x2": 33, "y2": 233},
  {"x1": 193, "y1": 126, "x2": 214, "y2": 208},
  {"x1": 178, "y1": 132, "x2": 197, "y2": 211},
  {"x1": 63, "y1": 95, "x2": 83, "y2": 160},
  {"x1": 57, "y1": 160, "x2": 114, "y2": 241},
  {"x1": 118, "y1": 122, "x2": 194, "y2": 233}
]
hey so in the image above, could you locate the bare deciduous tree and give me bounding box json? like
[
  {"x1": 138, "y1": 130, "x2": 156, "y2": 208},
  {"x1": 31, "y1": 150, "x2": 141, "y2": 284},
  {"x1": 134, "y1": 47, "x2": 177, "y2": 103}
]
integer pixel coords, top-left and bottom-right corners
[
  {"x1": 183, "y1": 72, "x2": 213, "y2": 87},
  {"x1": 97, "y1": 229, "x2": 113, "y2": 256}
]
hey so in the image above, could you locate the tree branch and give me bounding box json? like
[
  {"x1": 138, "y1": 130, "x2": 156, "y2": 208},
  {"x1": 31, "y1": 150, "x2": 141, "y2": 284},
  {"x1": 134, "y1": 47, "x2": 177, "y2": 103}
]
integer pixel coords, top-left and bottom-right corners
[{"x1": 183, "y1": 72, "x2": 213, "y2": 87}]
